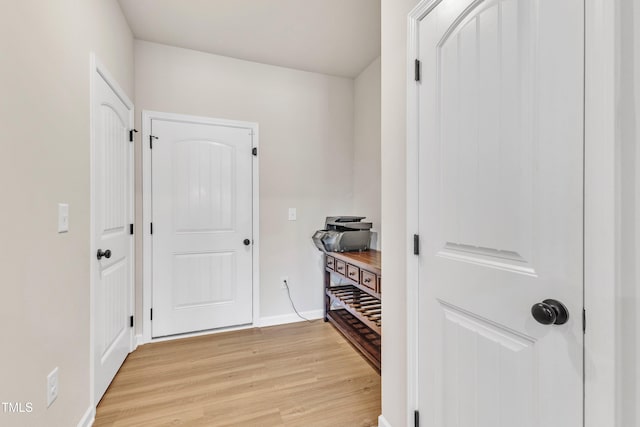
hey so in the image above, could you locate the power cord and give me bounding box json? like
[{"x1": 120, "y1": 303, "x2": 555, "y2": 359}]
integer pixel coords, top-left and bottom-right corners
[
  {"x1": 283, "y1": 279, "x2": 314, "y2": 322},
  {"x1": 328, "y1": 277, "x2": 346, "y2": 310}
]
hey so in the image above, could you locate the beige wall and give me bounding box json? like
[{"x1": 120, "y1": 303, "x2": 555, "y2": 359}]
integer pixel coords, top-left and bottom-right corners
[
  {"x1": 134, "y1": 41, "x2": 356, "y2": 322},
  {"x1": 0, "y1": 1, "x2": 133, "y2": 426},
  {"x1": 353, "y1": 57, "x2": 382, "y2": 248},
  {"x1": 380, "y1": 0, "x2": 419, "y2": 425}
]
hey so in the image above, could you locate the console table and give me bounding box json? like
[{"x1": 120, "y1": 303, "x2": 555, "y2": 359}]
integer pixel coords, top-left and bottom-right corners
[{"x1": 324, "y1": 250, "x2": 381, "y2": 372}]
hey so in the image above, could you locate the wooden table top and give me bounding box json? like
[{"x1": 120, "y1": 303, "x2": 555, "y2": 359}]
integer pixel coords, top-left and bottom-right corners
[{"x1": 329, "y1": 250, "x2": 381, "y2": 275}]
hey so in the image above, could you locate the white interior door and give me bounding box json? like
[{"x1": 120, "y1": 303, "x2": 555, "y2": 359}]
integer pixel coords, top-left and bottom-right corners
[
  {"x1": 93, "y1": 67, "x2": 133, "y2": 402},
  {"x1": 151, "y1": 119, "x2": 253, "y2": 338},
  {"x1": 415, "y1": 0, "x2": 584, "y2": 425}
]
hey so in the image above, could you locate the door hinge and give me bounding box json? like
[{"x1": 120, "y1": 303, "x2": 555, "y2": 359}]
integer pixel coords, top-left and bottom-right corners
[
  {"x1": 129, "y1": 224, "x2": 134, "y2": 235},
  {"x1": 413, "y1": 234, "x2": 420, "y2": 255},
  {"x1": 583, "y1": 308, "x2": 586, "y2": 333},
  {"x1": 414, "y1": 410, "x2": 420, "y2": 427},
  {"x1": 129, "y1": 315, "x2": 134, "y2": 328},
  {"x1": 150, "y1": 222, "x2": 153, "y2": 235},
  {"x1": 129, "y1": 129, "x2": 138, "y2": 142},
  {"x1": 252, "y1": 147, "x2": 258, "y2": 156},
  {"x1": 150, "y1": 135, "x2": 158, "y2": 149},
  {"x1": 150, "y1": 308, "x2": 153, "y2": 321},
  {"x1": 415, "y1": 59, "x2": 421, "y2": 82}
]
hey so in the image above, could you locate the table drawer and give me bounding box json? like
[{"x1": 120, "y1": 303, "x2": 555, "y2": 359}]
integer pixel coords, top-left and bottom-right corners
[
  {"x1": 326, "y1": 256, "x2": 335, "y2": 270},
  {"x1": 335, "y1": 260, "x2": 346, "y2": 275},
  {"x1": 346, "y1": 264, "x2": 360, "y2": 282},
  {"x1": 361, "y1": 270, "x2": 377, "y2": 292}
]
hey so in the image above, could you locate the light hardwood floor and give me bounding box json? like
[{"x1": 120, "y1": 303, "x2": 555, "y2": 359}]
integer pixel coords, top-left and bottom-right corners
[{"x1": 94, "y1": 321, "x2": 381, "y2": 426}]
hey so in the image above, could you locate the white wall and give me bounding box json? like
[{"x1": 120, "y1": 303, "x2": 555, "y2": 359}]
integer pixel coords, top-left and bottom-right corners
[
  {"x1": 617, "y1": 0, "x2": 640, "y2": 424},
  {"x1": 380, "y1": 0, "x2": 420, "y2": 426},
  {"x1": 0, "y1": 1, "x2": 134, "y2": 426},
  {"x1": 353, "y1": 57, "x2": 382, "y2": 248},
  {"x1": 134, "y1": 41, "x2": 356, "y2": 322}
]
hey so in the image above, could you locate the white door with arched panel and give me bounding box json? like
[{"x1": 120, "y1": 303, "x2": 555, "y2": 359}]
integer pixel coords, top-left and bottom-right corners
[
  {"x1": 151, "y1": 118, "x2": 254, "y2": 338},
  {"x1": 92, "y1": 60, "x2": 134, "y2": 403},
  {"x1": 412, "y1": 0, "x2": 584, "y2": 425}
]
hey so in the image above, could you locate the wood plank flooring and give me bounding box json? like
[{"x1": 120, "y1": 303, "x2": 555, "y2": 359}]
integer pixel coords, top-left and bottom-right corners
[{"x1": 94, "y1": 321, "x2": 380, "y2": 426}]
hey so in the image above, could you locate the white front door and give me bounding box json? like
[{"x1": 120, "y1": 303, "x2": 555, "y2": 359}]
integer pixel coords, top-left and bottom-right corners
[
  {"x1": 92, "y1": 66, "x2": 134, "y2": 402},
  {"x1": 151, "y1": 118, "x2": 254, "y2": 338},
  {"x1": 415, "y1": 0, "x2": 584, "y2": 425}
]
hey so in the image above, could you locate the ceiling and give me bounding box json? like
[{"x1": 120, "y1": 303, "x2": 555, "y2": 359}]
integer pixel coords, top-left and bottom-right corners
[{"x1": 118, "y1": 0, "x2": 381, "y2": 78}]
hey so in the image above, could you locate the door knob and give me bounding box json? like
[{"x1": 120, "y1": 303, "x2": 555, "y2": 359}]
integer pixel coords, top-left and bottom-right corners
[
  {"x1": 97, "y1": 249, "x2": 112, "y2": 260},
  {"x1": 531, "y1": 299, "x2": 569, "y2": 325},
  {"x1": 243, "y1": 239, "x2": 251, "y2": 246}
]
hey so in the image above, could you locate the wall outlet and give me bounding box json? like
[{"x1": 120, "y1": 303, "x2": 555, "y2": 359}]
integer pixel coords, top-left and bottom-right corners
[
  {"x1": 280, "y1": 276, "x2": 288, "y2": 289},
  {"x1": 47, "y1": 367, "x2": 59, "y2": 407},
  {"x1": 288, "y1": 208, "x2": 297, "y2": 221}
]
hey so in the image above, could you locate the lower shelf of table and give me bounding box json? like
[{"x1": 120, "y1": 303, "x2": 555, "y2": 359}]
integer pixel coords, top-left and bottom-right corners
[
  {"x1": 326, "y1": 309, "x2": 381, "y2": 373},
  {"x1": 326, "y1": 285, "x2": 381, "y2": 334}
]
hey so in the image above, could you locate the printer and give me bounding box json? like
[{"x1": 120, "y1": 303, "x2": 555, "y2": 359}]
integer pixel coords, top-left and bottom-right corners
[{"x1": 312, "y1": 216, "x2": 372, "y2": 253}]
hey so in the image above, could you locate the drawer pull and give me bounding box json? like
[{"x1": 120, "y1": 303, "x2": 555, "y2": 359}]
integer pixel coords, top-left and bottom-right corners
[
  {"x1": 364, "y1": 278, "x2": 371, "y2": 283},
  {"x1": 326, "y1": 257, "x2": 334, "y2": 266}
]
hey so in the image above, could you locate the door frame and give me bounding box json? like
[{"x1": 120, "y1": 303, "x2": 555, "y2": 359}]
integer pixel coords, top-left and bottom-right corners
[
  {"x1": 89, "y1": 53, "x2": 135, "y2": 408},
  {"x1": 141, "y1": 110, "x2": 260, "y2": 344},
  {"x1": 406, "y1": 0, "x2": 618, "y2": 426}
]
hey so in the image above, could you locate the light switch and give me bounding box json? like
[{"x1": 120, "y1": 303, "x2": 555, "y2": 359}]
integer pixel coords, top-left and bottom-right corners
[
  {"x1": 288, "y1": 208, "x2": 297, "y2": 221},
  {"x1": 58, "y1": 203, "x2": 69, "y2": 233}
]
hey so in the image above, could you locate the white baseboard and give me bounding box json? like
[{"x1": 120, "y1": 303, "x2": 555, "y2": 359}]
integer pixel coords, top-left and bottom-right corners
[
  {"x1": 140, "y1": 324, "x2": 254, "y2": 345},
  {"x1": 257, "y1": 309, "x2": 324, "y2": 328},
  {"x1": 134, "y1": 311, "x2": 324, "y2": 347},
  {"x1": 77, "y1": 406, "x2": 95, "y2": 427},
  {"x1": 377, "y1": 414, "x2": 392, "y2": 427}
]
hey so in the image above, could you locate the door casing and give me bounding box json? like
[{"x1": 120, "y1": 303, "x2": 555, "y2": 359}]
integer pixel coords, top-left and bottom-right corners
[
  {"x1": 141, "y1": 110, "x2": 260, "y2": 344},
  {"x1": 89, "y1": 52, "x2": 135, "y2": 408},
  {"x1": 406, "y1": 0, "x2": 619, "y2": 426}
]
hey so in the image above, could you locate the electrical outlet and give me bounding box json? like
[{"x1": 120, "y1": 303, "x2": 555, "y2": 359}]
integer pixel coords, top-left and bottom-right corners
[
  {"x1": 280, "y1": 276, "x2": 288, "y2": 289},
  {"x1": 47, "y1": 367, "x2": 59, "y2": 407}
]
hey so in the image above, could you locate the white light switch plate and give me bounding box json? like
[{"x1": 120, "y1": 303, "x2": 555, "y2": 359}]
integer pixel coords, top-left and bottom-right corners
[
  {"x1": 58, "y1": 204, "x2": 69, "y2": 233},
  {"x1": 288, "y1": 208, "x2": 297, "y2": 221}
]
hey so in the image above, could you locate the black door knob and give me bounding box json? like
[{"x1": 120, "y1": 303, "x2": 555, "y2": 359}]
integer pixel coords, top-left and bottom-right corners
[
  {"x1": 531, "y1": 299, "x2": 569, "y2": 325},
  {"x1": 97, "y1": 249, "x2": 112, "y2": 260},
  {"x1": 243, "y1": 239, "x2": 251, "y2": 246}
]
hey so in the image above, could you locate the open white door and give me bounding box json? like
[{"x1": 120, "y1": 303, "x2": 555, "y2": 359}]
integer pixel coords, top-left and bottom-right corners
[
  {"x1": 150, "y1": 118, "x2": 254, "y2": 338},
  {"x1": 413, "y1": 0, "x2": 584, "y2": 425},
  {"x1": 91, "y1": 61, "x2": 134, "y2": 403}
]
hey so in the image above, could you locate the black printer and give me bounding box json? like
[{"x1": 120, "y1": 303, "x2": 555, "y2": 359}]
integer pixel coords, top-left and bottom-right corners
[{"x1": 312, "y1": 216, "x2": 372, "y2": 252}]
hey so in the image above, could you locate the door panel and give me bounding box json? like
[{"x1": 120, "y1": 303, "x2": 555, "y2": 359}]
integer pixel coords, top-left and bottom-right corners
[
  {"x1": 93, "y1": 72, "x2": 133, "y2": 402},
  {"x1": 438, "y1": 0, "x2": 534, "y2": 267},
  {"x1": 172, "y1": 252, "x2": 236, "y2": 307},
  {"x1": 152, "y1": 119, "x2": 253, "y2": 338},
  {"x1": 417, "y1": 0, "x2": 584, "y2": 425},
  {"x1": 441, "y1": 303, "x2": 535, "y2": 426},
  {"x1": 99, "y1": 260, "x2": 128, "y2": 359},
  {"x1": 172, "y1": 140, "x2": 235, "y2": 232},
  {"x1": 102, "y1": 106, "x2": 128, "y2": 232}
]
